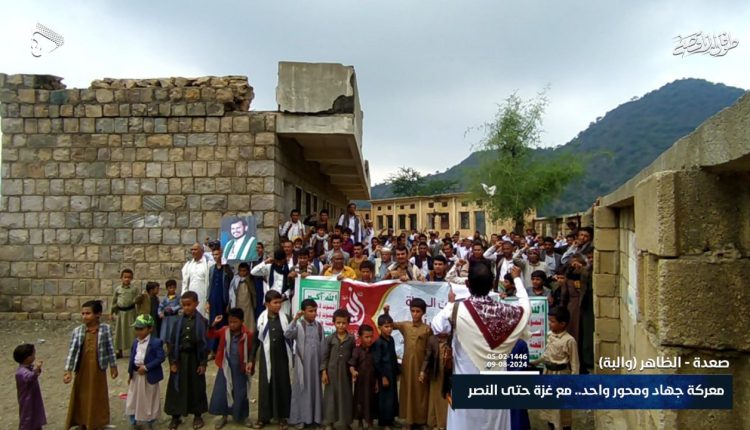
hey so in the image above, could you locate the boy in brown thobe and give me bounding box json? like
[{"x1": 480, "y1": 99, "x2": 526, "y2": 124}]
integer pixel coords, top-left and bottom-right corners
[{"x1": 384, "y1": 298, "x2": 431, "y2": 429}]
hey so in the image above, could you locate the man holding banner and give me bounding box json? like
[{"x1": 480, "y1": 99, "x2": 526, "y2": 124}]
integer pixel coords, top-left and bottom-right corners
[{"x1": 431, "y1": 264, "x2": 531, "y2": 430}]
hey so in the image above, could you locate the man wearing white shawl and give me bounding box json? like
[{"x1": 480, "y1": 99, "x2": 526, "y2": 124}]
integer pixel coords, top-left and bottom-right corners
[
  {"x1": 431, "y1": 262, "x2": 531, "y2": 430},
  {"x1": 249, "y1": 290, "x2": 293, "y2": 428}
]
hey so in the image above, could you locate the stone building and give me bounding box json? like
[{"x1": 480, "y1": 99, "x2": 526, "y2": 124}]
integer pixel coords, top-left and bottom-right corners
[
  {"x1": 0, "y1": 61, "x2": 370, "y2": 318},
  {"x1": 369, "y1": 192, "x2": 535, "y2": 237},
  {"x1": 588, "y1": 94, "x2": 749, "y2": 428}
]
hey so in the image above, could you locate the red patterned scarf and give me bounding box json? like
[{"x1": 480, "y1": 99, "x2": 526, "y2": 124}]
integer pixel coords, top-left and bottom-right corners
[{"x1": 463, "y1": 295, "x2": 524, "y2": 349}]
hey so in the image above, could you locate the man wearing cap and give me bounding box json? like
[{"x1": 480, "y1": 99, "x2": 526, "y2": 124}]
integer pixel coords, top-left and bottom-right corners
[
  {"x1": 126, "y1": 314, "x2": 165, "y2": 429},
  {"x1": 369, "y1": 245, "x2": 394, "y2": 282}
]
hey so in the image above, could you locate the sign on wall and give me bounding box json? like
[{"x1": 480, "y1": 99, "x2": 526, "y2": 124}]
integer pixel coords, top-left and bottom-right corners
[{"x1": 220, "y1": 215, "x2": 258, "y2": 263}]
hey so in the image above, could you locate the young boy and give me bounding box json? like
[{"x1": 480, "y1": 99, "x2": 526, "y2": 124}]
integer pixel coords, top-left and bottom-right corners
[
  {"x1": 249, "y1": 290, "x2": 292, "y2": 429},
  {"x1": 14, "y1": 343, "x2": 46, "y2": 430},
  {"x1": 310, "y1": 223, "x2": 329, "y2": 259},
  {"x1": 284, "y1": 299, "x2": 324, "y2": 429},
  {"x1": 164, "y1": 291, "x2": 209, "y2": 430},
  {"x1": 500, "y1": 273, "x2": 517, "y2": 299},
  {"x1": 359, "y1": 260, "x2": 376, "y2": 283},
  {"x1": 383, "y1": 298, "x2": 431, "y2": 430},
  {"x1": 232, "y1": 262, "x2": 257, "y2": 332},
  {"x1": 138, "y1": 281, "x2": 162, "y2": 338},
  {"x1": 208, "y1": 308, "x2": 254, "y2": 429},
  {"x1": 159, "y1": 280, "x2": 181, "y2": 350},
  {"x1": 321, "y1": 309, "x2": 355, "y2": 430},
  {"x1": 531, "y1": 306, "x2": 579, "y2": 430},
  {"x1": 372, "y1": 311, "x2": 399, "y2": 430},
  {"x1": 341, "y1": 228, "x2": 355, "y2": 255},
  {"x1": 426, "y1": 255, "x2": 448, "y2": 282},
  {"x1": 112, "y1": 268, "x2": 142, "y2": 358},
  {"x1": 126, "y1": 314, "x2": 165, "y2": 430},
  {"x1": 64, "y1": 300, "x2": 118, "y2": 430},
  {"x1": 530, "y1": 270, "x2": 552, "y2": 301},
  {"x1": 420, "y1": 332, "x2": 449, "y2": 430},
  {"x1": 349, "y1": 324, "x2": 378, "y2": 430}
]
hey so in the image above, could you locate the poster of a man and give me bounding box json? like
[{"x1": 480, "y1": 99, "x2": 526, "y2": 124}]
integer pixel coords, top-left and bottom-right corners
[{"x1": 221, "y1": 216, "x2": 258, "y2": 263}]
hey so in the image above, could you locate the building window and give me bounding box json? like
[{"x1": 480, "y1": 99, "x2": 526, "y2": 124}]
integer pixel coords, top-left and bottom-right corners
[
  {"x1": 409, "y1": 214, "x2": 417, "y2": 230},
  {"x1": 461, "y1": 201, "x2": 468, "y2": 207},
  {"x1": 377, "y1": 215, "x2": 384, "y2": 229},
  {"x1": 295, "y1": 187, "x2": 302, "y2": 212},
  {"x1": 365, "y1": 213, "x2": 371, "y2": 221},
  {"x1": 410, "y1": 204, "x2": 415, "y2": 209},
  {"x1": 474, "y1": 211, "x2": 486, "y2": 235},
  {"x1": 441, "y1": 201, "x2": 448, "y2": 207},
  {"x1": 440, "y1": 213, "x2": 450, "y2": 230},
  {"x1": 313, "y1": 195, "x2": 318, "y2": 212},
  {"x1": 305, "y1": 192, "x2": 311, "y2": 215},
  {"x1": 428, "y1": 202, "x2": 434, "y2": 208},
  {"x1": 400, "y1": 205, "x2": 404, "y2": 210},
  {"x1": 387, "y1": 205, "x2": 391, "y2": 210},
  {"x1": 378, "y1": 206, "x2": 382, "y2": 211},
  {"x1": 387, "y1": 215, "x2": 394, "y2": 229},
  {"x1": 398, "y1": 214, "x2": 406, "y2": 230},
  {"x1": 460, "y1": 212, "x2": 470, "y2": 229}
]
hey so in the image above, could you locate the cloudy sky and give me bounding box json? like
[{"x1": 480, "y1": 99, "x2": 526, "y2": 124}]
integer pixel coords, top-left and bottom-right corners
[{"x1": 1, "y1": 0, "x2": 748, "y2": 184}]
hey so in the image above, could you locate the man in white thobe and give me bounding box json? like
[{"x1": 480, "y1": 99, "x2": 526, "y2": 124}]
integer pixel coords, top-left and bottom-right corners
[
  {"x1": 181, "y1": 242, "x2": 215, "y2": 319},
  {"x1": 431, "y1": 264, "x2": 531, "y2": 430}
]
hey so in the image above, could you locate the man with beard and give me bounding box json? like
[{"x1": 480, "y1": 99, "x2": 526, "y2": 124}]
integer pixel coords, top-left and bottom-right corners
[
  {"x1": 222, "y1": 217, "x2": 258, "y2": 263},
  {"x1": 384, "y1": 246, "x2": 424, "y2": 282},
  {"x1": 369, "y1": 246, "x2": 394, "y2": 282}
]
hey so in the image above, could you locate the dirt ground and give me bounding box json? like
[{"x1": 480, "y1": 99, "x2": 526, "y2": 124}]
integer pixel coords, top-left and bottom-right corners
[{"x1": 1, "y1": 320, "x2": 594, "y2": 429}]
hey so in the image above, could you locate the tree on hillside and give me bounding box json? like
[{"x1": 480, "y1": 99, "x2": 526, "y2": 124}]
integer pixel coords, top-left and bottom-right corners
[
  {"x1": 470, "y1": 90, "x2": 585, "y2": 233},
  {"x1": 386, "y1": 167, "x2": 424, "y2": 197},
  {"x1": 386, "y1": 167, "x2": 459, "y2": 197}
]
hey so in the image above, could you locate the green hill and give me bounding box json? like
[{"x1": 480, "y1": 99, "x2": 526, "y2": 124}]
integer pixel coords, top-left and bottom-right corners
[{"x1": 368, "y1": 78, "x2": 746, "y2": 215}]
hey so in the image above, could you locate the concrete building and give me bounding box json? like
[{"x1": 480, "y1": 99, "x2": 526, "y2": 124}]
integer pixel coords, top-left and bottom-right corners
[
  {"x1": 0, "y1": 62, "x2": 370, "y2": 318},
  {"x1": 369, "y1": 192, "x2": 535, "y2": 237}
]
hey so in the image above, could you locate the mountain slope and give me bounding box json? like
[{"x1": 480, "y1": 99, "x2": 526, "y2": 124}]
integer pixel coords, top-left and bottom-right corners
[{"x1": 369, "y1": 78, "x2": 746, "y2": 215}]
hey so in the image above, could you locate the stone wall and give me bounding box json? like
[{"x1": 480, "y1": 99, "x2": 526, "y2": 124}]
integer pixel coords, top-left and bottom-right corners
[
  {"x1": 590, "y1": 92, "x2": 750, "y2": 429},
  {"x1": 0, "y1": 72, "x2": 350, "y2": 319}
]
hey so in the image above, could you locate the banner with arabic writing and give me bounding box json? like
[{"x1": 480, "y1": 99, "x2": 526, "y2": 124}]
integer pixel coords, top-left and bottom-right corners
[
  {"x1": 341, "y1": 279, "x2": 451, "y2": 359},
  {"x1": 500, "y1": 297, "x2": 548, "y2": 362},
  {"x1": 294, "y1": 277, "x2": 546, "y2": 361},
  {"x1": 293, "y1": 276, "x2": 341, "y2": 336}
]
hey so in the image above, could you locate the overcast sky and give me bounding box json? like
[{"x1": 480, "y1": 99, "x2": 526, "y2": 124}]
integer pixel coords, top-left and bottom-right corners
[{"x1": 1, "y1": 0, "x2": 748, "y2": 184}]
